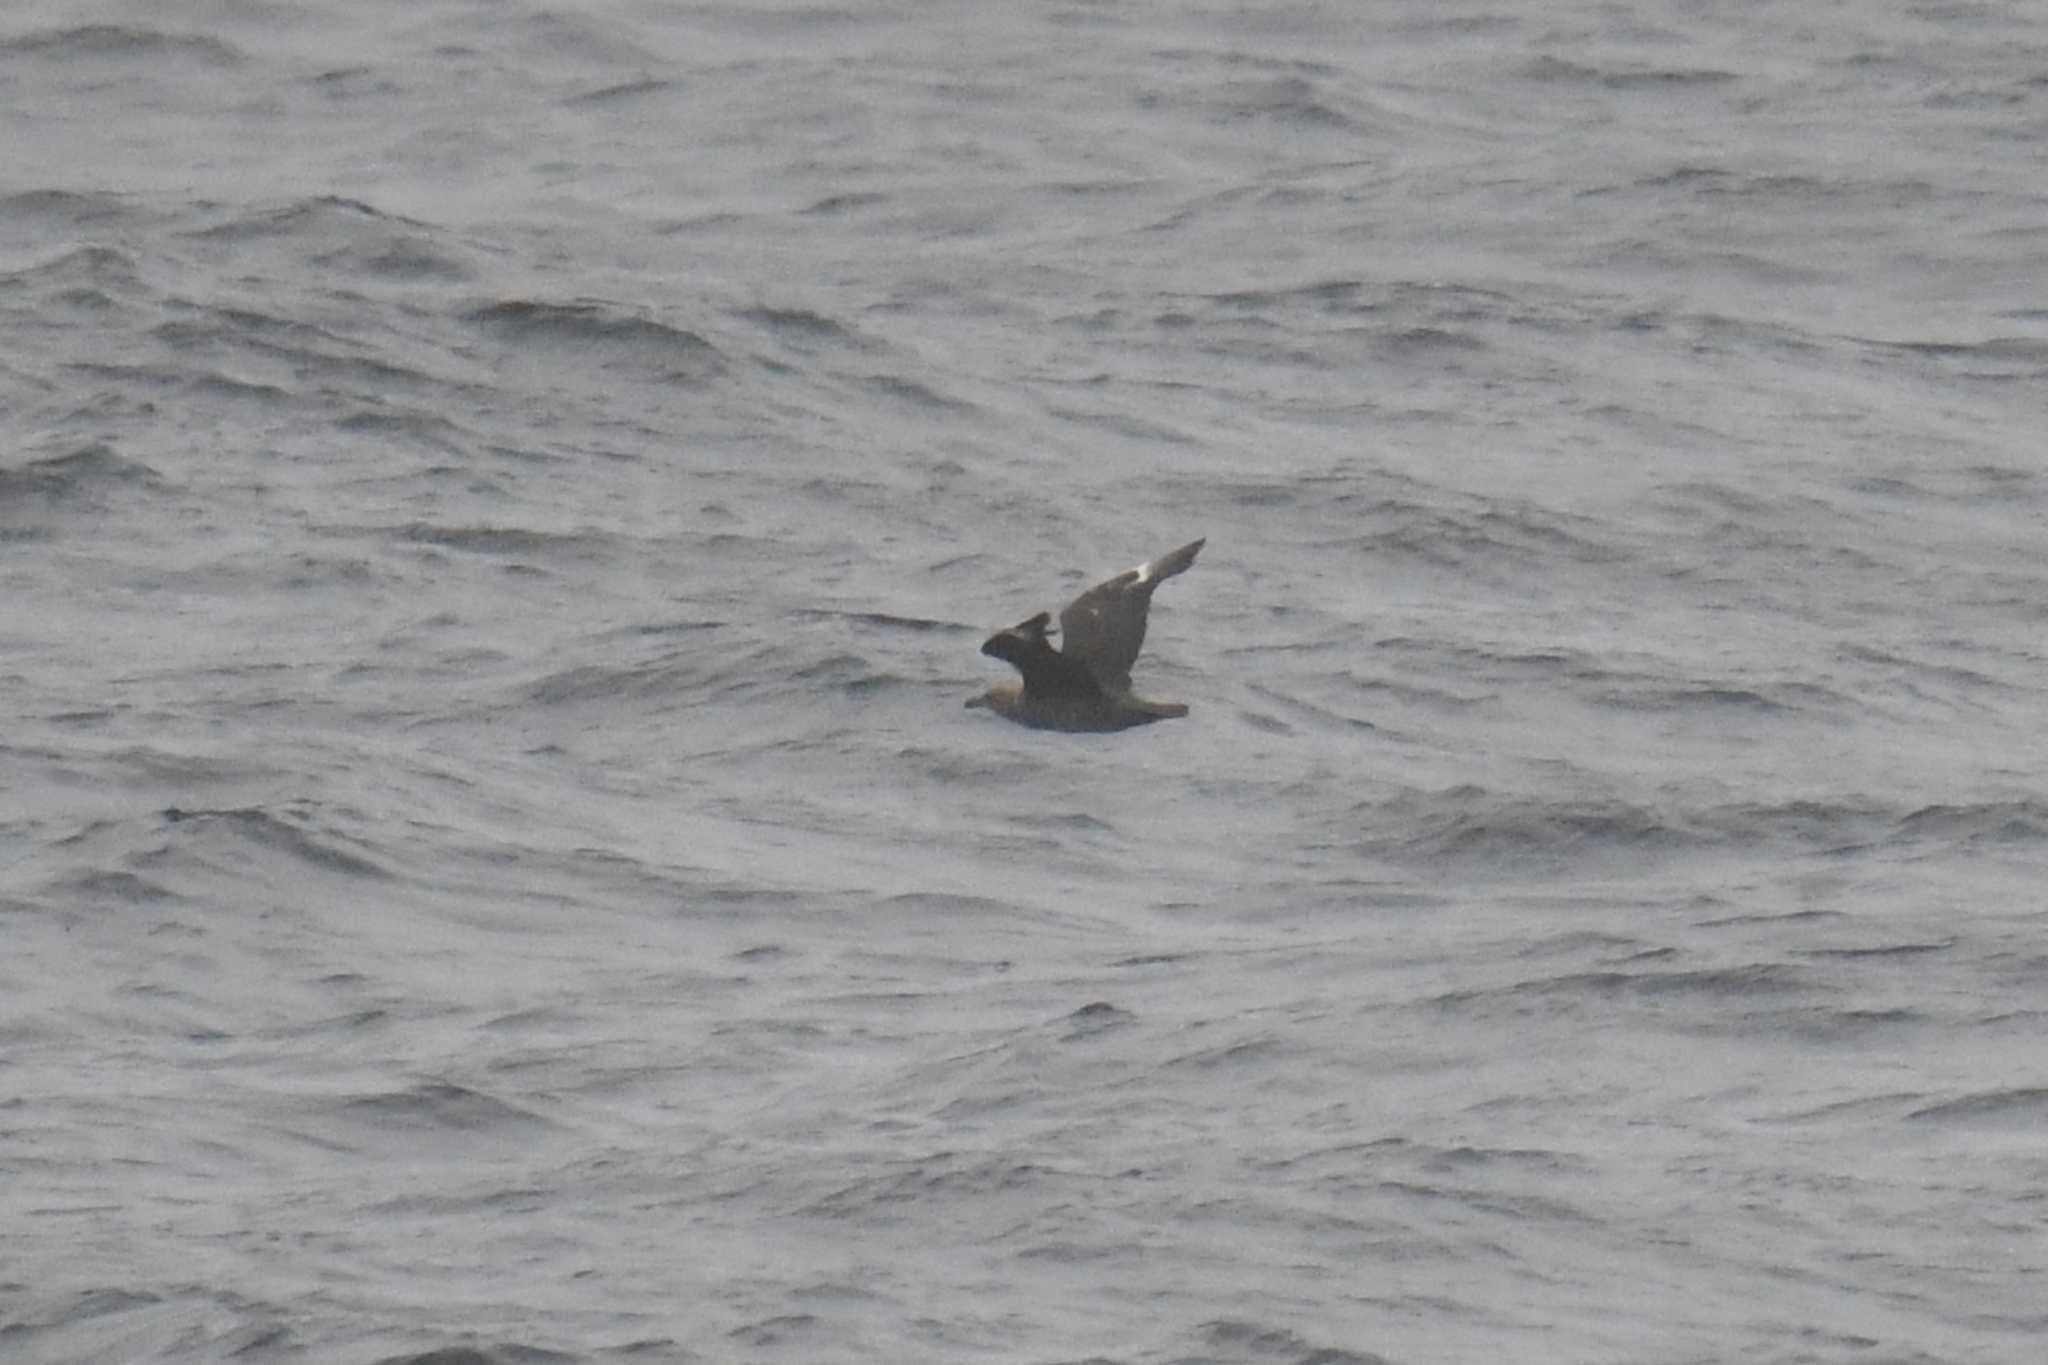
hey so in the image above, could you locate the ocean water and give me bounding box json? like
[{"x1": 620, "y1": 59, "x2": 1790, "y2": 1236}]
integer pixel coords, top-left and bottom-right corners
[{"x1": 4, "y1": 1, "x2": 2047, "y2": 1362}]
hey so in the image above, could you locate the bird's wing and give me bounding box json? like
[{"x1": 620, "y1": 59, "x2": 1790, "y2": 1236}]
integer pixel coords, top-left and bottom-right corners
[
  {"x1": 1057, "y1": 539, "x2": 1203, "y2": 692},
  {"x1": 979, "y1": 612, "x2": 1104, "y2": 699}
]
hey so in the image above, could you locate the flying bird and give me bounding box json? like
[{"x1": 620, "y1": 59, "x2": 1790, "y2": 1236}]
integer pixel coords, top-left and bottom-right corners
[{"x1": 966, "y1": 539, "x2": 1204, "y2": 732}]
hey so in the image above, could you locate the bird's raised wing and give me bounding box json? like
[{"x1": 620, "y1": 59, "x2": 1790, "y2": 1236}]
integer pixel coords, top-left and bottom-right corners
[
  {"x1": 979, "y1": 612, "x2": 1104, "y2": 699},
  {"x1": 1057, "y1": 539, "x2": 1203, "y2": 693}
]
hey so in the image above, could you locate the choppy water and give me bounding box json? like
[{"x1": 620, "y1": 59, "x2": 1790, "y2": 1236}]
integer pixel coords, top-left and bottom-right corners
[{"x1": 5, "y1": 3, "x2": 2048, "y2": 1363}]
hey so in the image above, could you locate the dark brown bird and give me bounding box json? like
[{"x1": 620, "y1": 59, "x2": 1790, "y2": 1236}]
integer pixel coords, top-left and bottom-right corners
[{"x1": 966, "y1": 539, "x2": 1204, "y2": 732}]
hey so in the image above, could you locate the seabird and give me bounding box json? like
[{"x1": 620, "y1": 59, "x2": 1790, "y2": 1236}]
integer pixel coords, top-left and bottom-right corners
[{"x1": 966, "y1": 539, "x2": 1204, "y2": 732}]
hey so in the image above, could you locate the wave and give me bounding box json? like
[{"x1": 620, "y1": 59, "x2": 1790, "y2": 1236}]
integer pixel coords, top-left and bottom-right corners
[
  {"x1": 1519, "y1": 54, "x2": 1740, "y2": 90},
  {"x1": 0, "y1": 444, "x2": 171, "y2": 541},
  {"x1": 1192, "y1": 1319, "x2": 1394, "y2": 1365},
  {"x1": 0, "y1": 187, "x2": 138, "y2": 226},
  {"x1": 0, "y1": 242, "x2": 144, "y2": 294},
  {"x1": 1, "y1": 24, "x2": 245, "y2": 66},
  {"x1": 1907, "y1": 1087, "x2": 2048, "y2": 1127},
  {"x1": 735, "y1": 305, "x2": 873, "y2": 351},
  {"x1": 1893, "y1": 800, "x2": 2048, "y2": 848},
  {"x1": 393, "y1": 520, "x2": 626, "y2": 564},
  {"x1": 0, "y1": 442, "x2": 165, "y2": 500},
  {"x1": 180, "y1": 197, "x2": 483, "y2": 291},
  {"x1": 158, "y1": 805, "x2": 392, "y2": 881},
  {"x1": 464, "y1": 298, "x2": 727, "y2": 382},
  {"x1": 1351, "y1": 787, "x2": 2048, "y2": 875},
  {"x1": 327, "y1": 1081, "x2": 552, "y2": 1138}
]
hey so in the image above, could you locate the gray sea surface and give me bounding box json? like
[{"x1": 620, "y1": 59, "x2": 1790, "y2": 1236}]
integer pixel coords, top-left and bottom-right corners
[{"x1": 4, "y1": 2, "x2": 2047, "y2": 1362}]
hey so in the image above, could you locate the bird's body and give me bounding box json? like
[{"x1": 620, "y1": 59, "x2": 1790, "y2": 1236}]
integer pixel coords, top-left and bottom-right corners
[{"x1": 966, "y1": 539, "x2": 1203, "y2": 732}]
